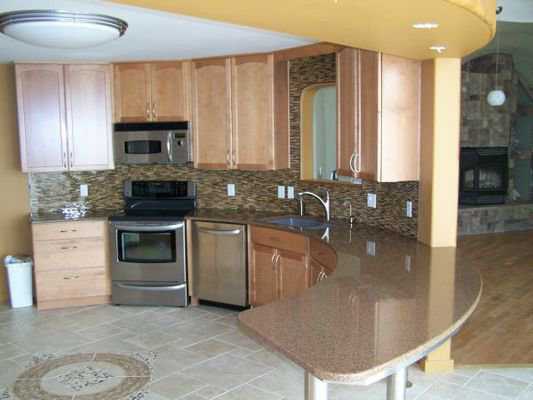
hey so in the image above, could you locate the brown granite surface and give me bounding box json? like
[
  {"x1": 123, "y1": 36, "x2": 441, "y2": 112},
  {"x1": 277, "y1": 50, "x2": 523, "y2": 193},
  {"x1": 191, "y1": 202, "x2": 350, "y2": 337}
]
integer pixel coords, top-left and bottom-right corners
[
  {"x1": 187, "y1": 212, "x2": 483, "y2": 384},
  {"x1": 30, "y1": 210, "x2": 120, "y2": 224}
]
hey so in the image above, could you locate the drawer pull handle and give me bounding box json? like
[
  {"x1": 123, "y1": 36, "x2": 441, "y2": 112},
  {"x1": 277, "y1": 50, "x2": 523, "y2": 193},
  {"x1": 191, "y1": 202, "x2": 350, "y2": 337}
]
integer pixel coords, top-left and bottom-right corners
[
  {"x1": 63, "y1": 275, "x2": 80, "y2": 280},
  {"x1": 60, "y1": 246, "x2": 78, "y2": 250},
  {"x1": 71, "y1": 229, "x2": 77, "y2": 232},
  {"x1": 60, "y1": 230, "x2": 68, "y2": 233}
]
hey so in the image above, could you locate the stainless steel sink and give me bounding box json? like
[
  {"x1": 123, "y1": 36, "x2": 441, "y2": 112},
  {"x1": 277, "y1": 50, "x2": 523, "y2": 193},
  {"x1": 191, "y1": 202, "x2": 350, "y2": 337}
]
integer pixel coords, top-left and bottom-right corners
[{"x1": 263, "y1": 216, "x2": 329, "y2": 230}]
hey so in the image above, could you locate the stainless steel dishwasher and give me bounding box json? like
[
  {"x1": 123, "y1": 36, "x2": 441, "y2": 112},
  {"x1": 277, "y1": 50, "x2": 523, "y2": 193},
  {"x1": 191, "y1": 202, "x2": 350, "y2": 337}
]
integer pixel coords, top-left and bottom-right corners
[{"x1": 191, "y1": 221, "x2": 248, "y2": 307}]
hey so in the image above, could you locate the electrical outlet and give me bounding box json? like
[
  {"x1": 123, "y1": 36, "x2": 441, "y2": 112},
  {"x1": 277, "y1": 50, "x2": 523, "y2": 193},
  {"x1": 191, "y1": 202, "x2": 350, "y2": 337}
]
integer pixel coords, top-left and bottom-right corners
[
  {"x1": 277, "y1": 185, "x2": 286, "y2": 199},
  {"x1": 367, "y1": 193, "x2": 377, "y2": 208},
  {"x1": 406, "y1": 200, "x2": 413, "y2": 218},
  {"x1": 227, "y1": 183, "x2": 236, "y2": 197},
  {"x1": 80, "y1": 184, "x2": 88, "y2": 197},
  {"x1": 405, "y1": 255, "x2": 412, "y2": 272},
  {"x1": 366, "y1": 240, "x2": 376, "y2": 256},
  {"x1": 287, "y1": 186, "x2": 295, "y2": 199}
]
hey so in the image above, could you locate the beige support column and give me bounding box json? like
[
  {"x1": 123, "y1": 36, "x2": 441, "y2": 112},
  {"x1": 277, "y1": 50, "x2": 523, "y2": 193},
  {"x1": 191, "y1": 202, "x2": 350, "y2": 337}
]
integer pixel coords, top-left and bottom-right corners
[{"x1": 418, "y1": 58, "x2": 461, "y2": 373}]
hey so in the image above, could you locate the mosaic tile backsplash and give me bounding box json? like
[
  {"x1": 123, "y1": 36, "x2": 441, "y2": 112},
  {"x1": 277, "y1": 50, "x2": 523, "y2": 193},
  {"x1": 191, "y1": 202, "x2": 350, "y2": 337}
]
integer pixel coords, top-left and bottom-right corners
[{"x1": 28, "y1": 53, "x2": 418, "y2": 237}]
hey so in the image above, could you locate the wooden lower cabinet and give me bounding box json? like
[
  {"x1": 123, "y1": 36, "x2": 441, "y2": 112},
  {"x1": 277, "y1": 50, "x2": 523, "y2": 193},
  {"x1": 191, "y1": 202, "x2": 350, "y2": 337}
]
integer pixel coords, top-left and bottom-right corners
[
  {"x1": 277, "y1": 249, "x2": 308, "y2": 300},
  {"x1": 32, "y1": 220, "x2": 111, "y2": 310},
  {"x1": 250, "y1": 243, "x2": 277, "y2": 306},
  {"x1": 249, "y1": 226, "x2": 336, "y2": 307}
]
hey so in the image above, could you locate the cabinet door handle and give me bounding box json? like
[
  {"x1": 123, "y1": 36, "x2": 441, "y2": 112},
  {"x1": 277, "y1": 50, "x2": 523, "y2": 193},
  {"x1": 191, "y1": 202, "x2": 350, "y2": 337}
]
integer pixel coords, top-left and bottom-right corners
[
  {"x1": 63, "y1": 152, "x2": 67, "y2": 169},
  {"x1": 152, "y1": 103, "x2": 157, "y2": 120},
  {"x1": 146, "y1": 102, "x2": 151, "y2": 120},
  {"x1": 232, "y1": 151, "x2": 236, "y2": 165},
  {"x1": 64, "y1": 274, "x2": 80, "y2": 280},
  {"x1": 226, "y1": 151, "x2": 231, "y2": 166},
  {"x1": 69, "y1": 151, "x2": 73, "y2": 168}
]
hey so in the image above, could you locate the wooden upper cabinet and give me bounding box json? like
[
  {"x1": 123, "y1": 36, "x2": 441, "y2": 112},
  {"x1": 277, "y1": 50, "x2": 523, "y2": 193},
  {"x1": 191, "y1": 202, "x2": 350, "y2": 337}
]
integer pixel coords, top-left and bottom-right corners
[
  {"x1": 114, "y1": 62, "x2": 191, "y2": 122},
  {"x1": 15, "y1": 64, "x2": 68, "y2": 172},
  {"x1": 151, "y1": 62, "x2": 191, "y2": 121},
  {"x1": 337, "y1": 49, "x2": 421, "y2": 182},
  {"x1": 336, "y1": 48, "x2": 359, "y2": 177},
  {"x1": 15, "y1": 63, "x2": 114, "y2": 173},
  {"x1": 231, "y1": 54, "x2": 274, "y2": 170},
  {"x1": 191, "y1": 58, "x2": 232, "y2": 169},
  {"x1": 380, "y1": 54, "x2": 420, "y2": 182},
  {"x1": 113, "y1": 63, "x2": 151, "y2": 122},
  {"x1": 192, "y1": 55, "x2": 289, "y2": 171},
  {"x1": 65, "y1": 65, "x2": 113, "y2": 171}
]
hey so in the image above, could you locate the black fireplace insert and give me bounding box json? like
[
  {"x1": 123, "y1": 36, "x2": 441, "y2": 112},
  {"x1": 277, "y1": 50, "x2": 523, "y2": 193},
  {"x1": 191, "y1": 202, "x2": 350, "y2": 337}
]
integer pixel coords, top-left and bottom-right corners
[{"x1": 459, "y1": 147, "x2": 508, "y2": 205}]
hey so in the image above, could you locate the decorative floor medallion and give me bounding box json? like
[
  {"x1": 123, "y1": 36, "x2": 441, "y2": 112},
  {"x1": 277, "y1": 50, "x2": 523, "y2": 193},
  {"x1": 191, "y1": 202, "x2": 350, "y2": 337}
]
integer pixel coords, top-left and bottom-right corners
[{"x1": 13, "y1": 353, "x2": 150, "y2": 400}]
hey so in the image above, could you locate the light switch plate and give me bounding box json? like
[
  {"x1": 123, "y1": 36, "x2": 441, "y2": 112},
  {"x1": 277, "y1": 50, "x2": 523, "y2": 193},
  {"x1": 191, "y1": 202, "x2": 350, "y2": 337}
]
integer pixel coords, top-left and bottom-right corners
[
  {"x1": 287, "y1": 186, "x2": 295, "y2": 199},
  {"x1": 277, "y1": 185, "x2": 286, "y2": 199},
  {"x1": 80, "y1": 184, "x2": 88, "y2": 197},
  {"x1": 406, "y1": 200, "x2": 413, "y2": 218},
  {"x1": 366, "y1": 240, "x2": 376, "y2": 256},
  {"x1": 367, "y1": 193, "x2": 377, "y2": 208},
  {"x1": 227, "y1": 183, "x2": 236, "y2": 197}
]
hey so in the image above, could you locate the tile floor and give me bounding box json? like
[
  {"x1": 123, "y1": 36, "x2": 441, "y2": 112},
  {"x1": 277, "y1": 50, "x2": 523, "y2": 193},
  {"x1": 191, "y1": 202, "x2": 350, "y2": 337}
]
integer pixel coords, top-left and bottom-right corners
[{"x1": 0, "y1": 304, "x2": 532, "y2": 400}]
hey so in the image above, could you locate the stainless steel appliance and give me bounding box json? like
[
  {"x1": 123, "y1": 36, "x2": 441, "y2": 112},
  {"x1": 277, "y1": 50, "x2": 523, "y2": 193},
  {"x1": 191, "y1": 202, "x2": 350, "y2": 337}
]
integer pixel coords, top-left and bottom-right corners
[
  {"x1": 191, "y1": 221, "x2": 248, "y2": 307},
  {"x1": 109, "y1": 180, "x2": 196, "y2": 306},
  {"x1": 114, "y1": 122, "x2": 191, "y2": 165}
]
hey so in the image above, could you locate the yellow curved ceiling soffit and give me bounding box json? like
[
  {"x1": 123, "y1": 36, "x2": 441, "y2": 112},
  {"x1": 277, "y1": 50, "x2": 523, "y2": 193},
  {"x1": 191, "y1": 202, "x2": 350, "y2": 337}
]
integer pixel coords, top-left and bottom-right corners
[{"x1": 110, "y1": 0, "x2": 496, "y2": 59}]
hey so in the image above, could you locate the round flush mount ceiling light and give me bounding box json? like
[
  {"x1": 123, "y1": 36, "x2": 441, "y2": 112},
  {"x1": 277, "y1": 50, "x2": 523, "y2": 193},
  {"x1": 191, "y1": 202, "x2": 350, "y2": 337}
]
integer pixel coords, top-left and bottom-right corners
[{"x1": 0, "y1": 10, "x2": 128, "y2": 49}]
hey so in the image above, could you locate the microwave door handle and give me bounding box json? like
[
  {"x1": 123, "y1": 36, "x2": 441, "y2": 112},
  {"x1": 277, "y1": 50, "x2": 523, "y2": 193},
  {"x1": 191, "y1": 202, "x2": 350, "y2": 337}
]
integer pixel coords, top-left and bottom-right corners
[
  {"x1": 112, "y1": 223, "x2": 184, "y2": 231},
  {"x1": 167, "y1": 133, "x2": 173, "y2": 162}
]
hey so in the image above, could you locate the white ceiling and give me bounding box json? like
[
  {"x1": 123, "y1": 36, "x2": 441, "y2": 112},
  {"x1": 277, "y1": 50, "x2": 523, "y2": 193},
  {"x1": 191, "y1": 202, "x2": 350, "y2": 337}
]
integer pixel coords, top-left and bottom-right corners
[{"x1": 0, "y1": 0, "x2": 315, "y2": 62}]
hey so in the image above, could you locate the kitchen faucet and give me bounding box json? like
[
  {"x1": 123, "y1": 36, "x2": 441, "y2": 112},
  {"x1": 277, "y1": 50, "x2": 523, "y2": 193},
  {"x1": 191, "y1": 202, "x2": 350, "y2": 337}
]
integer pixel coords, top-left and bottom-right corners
[{"x1": 297, "y1": 190, "x2": 331, "y2": 222}]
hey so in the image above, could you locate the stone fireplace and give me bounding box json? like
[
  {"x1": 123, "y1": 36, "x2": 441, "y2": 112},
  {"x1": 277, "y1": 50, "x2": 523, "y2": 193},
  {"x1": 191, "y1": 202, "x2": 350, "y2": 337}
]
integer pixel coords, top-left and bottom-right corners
[{"x1": 459, "y1": 53, "x2": 533, "y2": 234}]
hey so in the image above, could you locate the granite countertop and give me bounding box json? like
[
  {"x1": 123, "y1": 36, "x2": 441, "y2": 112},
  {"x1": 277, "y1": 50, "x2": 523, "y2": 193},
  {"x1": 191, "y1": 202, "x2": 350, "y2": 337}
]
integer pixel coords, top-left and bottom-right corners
[
  {"x1": 30, "y1": 209, "x2": 121, "y2": 223},
  {"x1": 188, "y1": 209, "x2": 482, "y2": 385}
]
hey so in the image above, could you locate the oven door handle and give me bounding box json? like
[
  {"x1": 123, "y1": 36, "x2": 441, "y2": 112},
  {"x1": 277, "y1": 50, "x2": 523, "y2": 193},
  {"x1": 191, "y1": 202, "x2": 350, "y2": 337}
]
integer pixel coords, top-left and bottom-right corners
[
  {"x1": 197, "y1": 228, "x2": 242, "y2": 236},
  {"x1": 115, "y1": 283, "x2": 186, "y2": 292},
  {"x1": 112, "y1": 223, "x2": 184, "y2": 231}
]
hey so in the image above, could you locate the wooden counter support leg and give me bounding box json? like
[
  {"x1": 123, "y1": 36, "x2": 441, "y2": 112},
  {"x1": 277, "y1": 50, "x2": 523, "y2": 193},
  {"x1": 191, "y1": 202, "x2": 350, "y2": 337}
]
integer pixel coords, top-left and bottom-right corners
[
  {"x1": 387, "y1": 368, "x2": 407, "y2": 400},
  {"x1": 419, "y1": 340, "x2": 454, "y2": 373},
  {"x1": 305, "y1": 372, "x2": 328, "y2": 400}
]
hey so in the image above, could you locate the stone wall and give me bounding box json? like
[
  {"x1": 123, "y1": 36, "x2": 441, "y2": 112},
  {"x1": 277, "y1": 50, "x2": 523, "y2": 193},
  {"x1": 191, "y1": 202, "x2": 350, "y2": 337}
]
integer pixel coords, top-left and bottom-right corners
[
  {"x1": 28, "y1": 53, "x2": 419, "y2": 238},
  {"x1": 461, "y1": 53, "x2": 518, "y2": 147}
]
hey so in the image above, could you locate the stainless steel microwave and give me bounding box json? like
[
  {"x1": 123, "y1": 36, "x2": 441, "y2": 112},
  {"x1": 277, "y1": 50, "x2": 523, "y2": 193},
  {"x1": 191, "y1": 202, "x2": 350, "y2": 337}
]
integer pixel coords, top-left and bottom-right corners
[{"x1": 113, "y1": 122, "x2": 191, "y2": 165}]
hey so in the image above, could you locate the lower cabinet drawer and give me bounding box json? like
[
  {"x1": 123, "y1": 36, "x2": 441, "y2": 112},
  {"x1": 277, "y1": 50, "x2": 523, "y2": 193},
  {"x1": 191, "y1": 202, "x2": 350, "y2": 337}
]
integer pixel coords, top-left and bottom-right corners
[
  {"x1": 36, "y1": 267, "x2": 110, "y2": 301},
  {"x1": 33, "y1": 220, "x2": 105, "y2": 241},
  {"x1": 251, "y1": 226, "x2": 307, "y2": 254},
  {"x1": 33, "y1": 237, "x2": 106, "y2": 271}
]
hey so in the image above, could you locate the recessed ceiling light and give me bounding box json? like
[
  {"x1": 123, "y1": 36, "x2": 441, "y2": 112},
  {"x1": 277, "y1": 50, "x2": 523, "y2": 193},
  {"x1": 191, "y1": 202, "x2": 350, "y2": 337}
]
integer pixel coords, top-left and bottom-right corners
[
  {"x1": 429, "y1": 45, "x2": 447, "y2": 54},
  {"x1": 412, "y1": 22, "x2": 439, "y2": 29},
  {"x1": 0, "y1": 10, "x2": 128, "y2": 49}
]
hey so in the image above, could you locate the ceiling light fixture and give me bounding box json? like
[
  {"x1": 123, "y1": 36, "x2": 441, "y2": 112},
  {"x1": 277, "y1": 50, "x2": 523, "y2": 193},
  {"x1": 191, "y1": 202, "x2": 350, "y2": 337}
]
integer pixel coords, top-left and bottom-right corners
[
  {"x1": 429, "y1": 45, "x2": 447, "y2": 54},
  {"x1": 487, "y1": 6, "x2": 506, "y2": 106},
  {"x1": 0, "y1": 10, "x2": 128, "y2": 49},
  {"x1": 412, "y1": 22, "x2": 439, "y2": 29}
]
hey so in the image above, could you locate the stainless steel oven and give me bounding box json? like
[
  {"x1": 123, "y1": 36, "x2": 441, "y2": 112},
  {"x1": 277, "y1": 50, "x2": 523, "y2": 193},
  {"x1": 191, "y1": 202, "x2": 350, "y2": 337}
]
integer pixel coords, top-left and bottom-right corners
[
  {"x1": 110, "y1": 220, "x2": 187, "y2": 306},
  {"x1": 114, "y1": 122, "x2": 191, "y2": 165},
  {"x1": 109, "y1": 180, "x2": 196, "y2": 307}
]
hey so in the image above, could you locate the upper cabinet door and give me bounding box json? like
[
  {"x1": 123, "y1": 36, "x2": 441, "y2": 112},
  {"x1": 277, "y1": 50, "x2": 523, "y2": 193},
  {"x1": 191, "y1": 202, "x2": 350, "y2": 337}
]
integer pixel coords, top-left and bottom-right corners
[
  {"x1": 191, "y1": 58, "x2": 232, "y2": 169},
  {"x1": 231, "y1": 54, "x2": 274, "y2": 170},
  {"x1": 64, "y1": 65, "x2": 114, "y2": 171},
  {"x1": 337, "y1": 48, "x2": 360, "y2": 177},
  {"x1": 113, "y1": 63, "x2": 151, "y2": 122},
  {"x1": 150, "y1": 62, "x2": 191, "y2": 122},
  {"x1": 15, "y1": 64, "x2": 68, "y2": 172}
]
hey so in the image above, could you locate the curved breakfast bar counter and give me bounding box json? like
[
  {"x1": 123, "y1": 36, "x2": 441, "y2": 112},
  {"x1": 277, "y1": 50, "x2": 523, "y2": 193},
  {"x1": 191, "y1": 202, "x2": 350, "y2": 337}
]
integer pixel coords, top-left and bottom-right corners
[{"x1": 187, "y1": 210, "x2": 483, "y2": 400}]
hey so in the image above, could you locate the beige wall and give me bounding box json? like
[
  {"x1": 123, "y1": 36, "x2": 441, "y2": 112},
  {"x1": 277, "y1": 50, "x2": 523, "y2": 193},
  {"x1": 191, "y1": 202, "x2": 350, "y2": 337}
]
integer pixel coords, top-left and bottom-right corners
[{"x1": 0, "y1": 64, "x2": 31, "y2": 303}]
